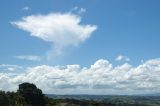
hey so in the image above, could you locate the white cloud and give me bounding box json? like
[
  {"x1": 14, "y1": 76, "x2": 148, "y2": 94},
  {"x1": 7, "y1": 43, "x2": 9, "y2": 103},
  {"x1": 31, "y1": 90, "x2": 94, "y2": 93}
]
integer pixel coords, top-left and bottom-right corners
[
  {"x1": 72, "y1": 6, "x2": 86, "y2": 14},
  {"x1": 14, "y1": 55, "x2": 41, "y2": 61},
  {"x1": 115, "y1": 55, "x2": 130, "y2": 62},
  {"x1": 0, "y1": 64, "x2": 24, "y2": 78},
  {"x1": 79, "y1": 8, "x2": 86, "y2": 14},
  {"x1": 1, "y1": 58, "x2": 160, "y2": 94},
  {"x1": 0, "y1": 64, "x2": 23, "y2": 72},
  {"x1": 11, "y1": 12, "x2": 97, "y2": 59},
  {"x1": 22, "y1": 6, "x2": 30, "y2": 11},
  {"x1": 0, "y1": 64, "x2": 20, "y2": 67}
]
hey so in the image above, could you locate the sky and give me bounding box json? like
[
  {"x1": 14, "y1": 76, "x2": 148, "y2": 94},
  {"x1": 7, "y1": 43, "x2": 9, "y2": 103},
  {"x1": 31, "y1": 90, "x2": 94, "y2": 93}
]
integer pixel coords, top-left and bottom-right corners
[{"x1": 0, "y1": 0, "x2": 160, "y2": 95}]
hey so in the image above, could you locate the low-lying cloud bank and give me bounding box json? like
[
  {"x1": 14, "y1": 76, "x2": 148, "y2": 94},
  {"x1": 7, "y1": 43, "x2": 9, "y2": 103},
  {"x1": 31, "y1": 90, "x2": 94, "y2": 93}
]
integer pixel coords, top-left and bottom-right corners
[{"x1": 0, "y1": 58, "x2": 160, "y2": 94}]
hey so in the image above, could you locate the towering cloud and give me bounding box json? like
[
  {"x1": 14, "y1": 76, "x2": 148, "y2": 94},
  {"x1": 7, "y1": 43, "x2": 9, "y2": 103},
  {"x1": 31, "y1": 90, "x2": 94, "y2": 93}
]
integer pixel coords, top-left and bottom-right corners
[{"x1": 11, "y1": 12, "x2": 97, "y2": 58}]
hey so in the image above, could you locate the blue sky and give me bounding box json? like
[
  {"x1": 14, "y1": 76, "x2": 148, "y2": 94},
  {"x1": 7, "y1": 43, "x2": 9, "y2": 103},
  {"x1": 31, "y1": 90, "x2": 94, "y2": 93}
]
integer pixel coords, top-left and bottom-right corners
[
  {"x1": 0, "y1": 0, "x2": 160, "y2": 94},
  {"x1": 0, "y1": 0, "x2": 160, "y2": 66}
]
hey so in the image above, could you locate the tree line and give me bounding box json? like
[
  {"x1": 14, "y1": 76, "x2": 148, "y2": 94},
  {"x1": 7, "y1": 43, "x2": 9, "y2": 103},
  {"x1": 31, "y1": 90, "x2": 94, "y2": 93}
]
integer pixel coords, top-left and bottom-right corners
[
  {"x1": 0, "y1": 82, "x2": 153, "y2": 106},
  {"x1": 0, "y1": 82, "x2": 54, "y2": 106},
  {"x1": 0, "y1": 83, "x2": 109, "y2": 106}
]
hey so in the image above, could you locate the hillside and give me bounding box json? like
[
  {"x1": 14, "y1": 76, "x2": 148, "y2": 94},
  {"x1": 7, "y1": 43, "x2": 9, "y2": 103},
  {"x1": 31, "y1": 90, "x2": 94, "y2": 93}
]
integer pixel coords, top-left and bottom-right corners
[{"x1": 1, "y1": 83, "x2": 160, "y2": 106}]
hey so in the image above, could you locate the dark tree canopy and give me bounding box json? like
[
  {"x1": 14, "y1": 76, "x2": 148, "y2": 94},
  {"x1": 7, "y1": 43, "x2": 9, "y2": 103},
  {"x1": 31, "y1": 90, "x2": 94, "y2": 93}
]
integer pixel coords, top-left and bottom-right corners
[
  {"x1": 0, "y1": 91, "x2": 9, "y2": 106},
  {"x1": 18, "y1": 82, "x2": 45, "y2": 106}
]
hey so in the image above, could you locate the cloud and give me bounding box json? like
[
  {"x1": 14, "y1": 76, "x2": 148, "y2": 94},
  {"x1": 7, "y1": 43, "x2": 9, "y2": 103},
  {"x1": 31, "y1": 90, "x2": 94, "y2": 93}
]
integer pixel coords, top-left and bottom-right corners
[
  {"x1": 22, "y1": 6, "x2": 30, "y2": 11},
  {"x1": 1, "y1": 58, "x2": 160, "y2": 94},
  {"x1": 79, "y1": 8, "x2": 86, "y2": 14},
  {"x1": 72, "y1": 6, "x2": 86, "y2": 14},
  {"x1": 115, "y1": 55, "x2": 130, "y2": 62},
  {"x1": 14, "y1": 55, "x2": 41, "y2": 61},
  {"x1": 11, "y1": 12, "x2": 97, "y2": 59},
  {"x1": 0, "y1": 64, "x2": 24, "y2": 76}
]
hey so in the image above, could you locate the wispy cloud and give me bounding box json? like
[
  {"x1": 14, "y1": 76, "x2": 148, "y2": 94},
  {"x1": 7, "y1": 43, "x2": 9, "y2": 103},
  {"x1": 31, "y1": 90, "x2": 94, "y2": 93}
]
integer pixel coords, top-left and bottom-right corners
[
  {"x1": 11, "y1": 12, "x2": 97, "y2": 59},
  {"x1": 22, "y1": 6, "x2": 31, "y2": 11},
  {"x1": 0, "y1": 64, "x2": 24, "y2": 73},
  {"x1": 115, "y1": 55, "x2": 130, "y2": 62},
  {"x1": 1, "y1": 58, "x2": 160, "y2": 94},
  {"x1": 14, "y1": 55, "x2": 41, "y2": 61},
  {"x1": 72, "y1": 6, "x2": 86, "y2": 14}
]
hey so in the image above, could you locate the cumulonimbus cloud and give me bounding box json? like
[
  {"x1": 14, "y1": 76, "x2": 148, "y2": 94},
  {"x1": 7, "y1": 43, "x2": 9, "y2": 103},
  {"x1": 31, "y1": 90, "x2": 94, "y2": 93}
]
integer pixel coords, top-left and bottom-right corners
[
  {"x1": 1, "y1": 58, "x2": 160, "y2": 94},
  {"x1": 11, "y1": 12, "x2": 97, "y2": 59}
]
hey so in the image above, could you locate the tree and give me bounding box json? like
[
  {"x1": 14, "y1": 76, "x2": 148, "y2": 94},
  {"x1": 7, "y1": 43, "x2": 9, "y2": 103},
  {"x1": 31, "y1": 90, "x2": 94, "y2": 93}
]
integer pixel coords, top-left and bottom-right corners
[
  {"x1": 0, "y1": 91, "x2": 9, "y2": 106},
  {"x1": 17, "y1": 82, "x2": 45, "y2": 106}
]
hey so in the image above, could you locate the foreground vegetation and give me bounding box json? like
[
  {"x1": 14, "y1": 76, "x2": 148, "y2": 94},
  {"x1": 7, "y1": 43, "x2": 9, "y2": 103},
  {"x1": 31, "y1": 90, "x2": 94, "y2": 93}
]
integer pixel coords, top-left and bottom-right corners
[
  {"x1": 0, "y1": 83, "x2": 107, "y2": 106},
  {"x1": 0, "y1": 83, "x2": 160, "y2": 106}
]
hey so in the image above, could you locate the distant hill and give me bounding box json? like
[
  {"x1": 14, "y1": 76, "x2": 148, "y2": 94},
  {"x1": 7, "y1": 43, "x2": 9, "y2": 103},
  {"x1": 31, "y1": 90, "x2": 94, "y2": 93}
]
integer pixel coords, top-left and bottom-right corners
[
  {"x1": 46, "y1": 94, "x2": 109, "y2": 101},
  {"x1": 1, "y1": 82, "x2": 160, "y2": 106},
  {"x1": 46, "y1": 94, "x2": 160, "y2": 106}
]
